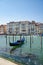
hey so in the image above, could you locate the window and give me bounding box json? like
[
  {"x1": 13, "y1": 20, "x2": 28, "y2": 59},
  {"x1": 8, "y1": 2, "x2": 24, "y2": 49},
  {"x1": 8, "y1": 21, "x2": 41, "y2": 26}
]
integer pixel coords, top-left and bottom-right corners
[{"x1": 21, "y1": 24, "x2": 25, "y2": 28}]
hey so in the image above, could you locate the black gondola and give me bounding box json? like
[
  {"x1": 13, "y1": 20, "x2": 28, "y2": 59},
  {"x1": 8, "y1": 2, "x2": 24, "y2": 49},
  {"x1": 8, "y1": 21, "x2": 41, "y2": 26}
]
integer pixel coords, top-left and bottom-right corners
[{"x1": 9, "y1": 38, "x2": 25, "y2": 46}]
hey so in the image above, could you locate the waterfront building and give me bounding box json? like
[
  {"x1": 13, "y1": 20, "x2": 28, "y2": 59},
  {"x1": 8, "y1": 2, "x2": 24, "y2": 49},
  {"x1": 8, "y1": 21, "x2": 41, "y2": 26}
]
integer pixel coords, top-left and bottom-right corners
[
  {"x1": 7, "y1": 21, "x2": 30, "y2": 35},
  {"x1": 7, "y1": 22, "x2": 15, "y2": 34},
  {"x1": 19, "y1": 21, "x2": 29, "y2": 35},
  {"x1": 6, "y1": 21, "x2": 43, "y2": 35},
  {"x1": 0, "y1": 25, "x2": 7, "y2": 34},
  {"x1": 35, "y1": 23, "x2": 40, "y2": 35},
  {"x1": 29, "y1": 21, "x2": 40, "y2": 35},
  {"x1": 14, "y1": 22, "x2": 20, "y2": 34},
  {"x1": 30, "y1": 21, "x2": 36, "y2": 35},
  {"x1": 39, "y1": 23, "x2": 43, "y2": 34},
  {"x1": 7, "y1": 22, "x2": 20, "y2": 34},
  {"x1": 3, "y1": 25, "x2": 7, "y2": 34}
]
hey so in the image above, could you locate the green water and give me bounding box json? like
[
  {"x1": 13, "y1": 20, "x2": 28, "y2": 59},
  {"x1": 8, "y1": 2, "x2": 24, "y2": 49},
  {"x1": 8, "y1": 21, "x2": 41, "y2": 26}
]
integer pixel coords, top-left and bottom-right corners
[{"x1": 0, "y1": 35, "x2": 43, "y2": 63}]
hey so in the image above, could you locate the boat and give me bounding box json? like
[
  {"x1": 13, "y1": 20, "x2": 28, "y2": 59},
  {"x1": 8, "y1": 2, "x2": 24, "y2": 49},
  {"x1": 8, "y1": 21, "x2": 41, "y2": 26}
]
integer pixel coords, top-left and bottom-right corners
[
  {"x1": 41, "y1": 34, "x2": 43, "y2": 36},
  {"x1": 9, "y1": 38, "x2": 25, "y2": 46},
  {"x1": 39, "y1": 33, "x2": 43, "y2": 36}
]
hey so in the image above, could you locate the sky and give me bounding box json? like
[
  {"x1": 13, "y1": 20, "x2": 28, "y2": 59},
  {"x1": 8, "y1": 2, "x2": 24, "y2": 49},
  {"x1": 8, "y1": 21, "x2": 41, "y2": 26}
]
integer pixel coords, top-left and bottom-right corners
[{"x1": 0, "y1": 0, "x2": 43, "y2": 24}]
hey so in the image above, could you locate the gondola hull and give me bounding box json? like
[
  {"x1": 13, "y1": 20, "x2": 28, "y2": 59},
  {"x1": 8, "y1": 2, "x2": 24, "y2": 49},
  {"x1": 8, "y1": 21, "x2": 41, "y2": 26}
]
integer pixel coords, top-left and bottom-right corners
[{"x1": 9, "y1": 38, "x2": 25, "y2": 46}]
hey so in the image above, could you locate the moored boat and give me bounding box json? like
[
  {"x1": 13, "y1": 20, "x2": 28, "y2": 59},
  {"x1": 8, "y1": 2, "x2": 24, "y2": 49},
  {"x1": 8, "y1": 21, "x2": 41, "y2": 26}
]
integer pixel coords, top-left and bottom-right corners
[{"x1": 9, "y1": 38, "x2": 25, "y2": 46}]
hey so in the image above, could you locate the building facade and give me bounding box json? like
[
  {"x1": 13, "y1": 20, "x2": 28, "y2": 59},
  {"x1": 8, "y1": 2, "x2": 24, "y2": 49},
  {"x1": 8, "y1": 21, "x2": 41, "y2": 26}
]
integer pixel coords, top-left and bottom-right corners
[
  {"x1": 7, "y1": 22, "x2": 20, "y2": 34},
  {"x1": 0, "y1": 25, "x2": 7, "y2": 34},
  {"x1": 7, "y1": 22, "x2": 15, "y2": 34},
  {"x1": 0, "y1": 21, "x2": 42, "y2": 35},
  {"x1": 39, "y1": 23, "x2": 43, "y2": 34},
  {"x1": 19, "y1": 21, "x2": 29, "y2": 35},
  {"x1": 7, "y1": 21, "x2": 39, "y2": 35}
]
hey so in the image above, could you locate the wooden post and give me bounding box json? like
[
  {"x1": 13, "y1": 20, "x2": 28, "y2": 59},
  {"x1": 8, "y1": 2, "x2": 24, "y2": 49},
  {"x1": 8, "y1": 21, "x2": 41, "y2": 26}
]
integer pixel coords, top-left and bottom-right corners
[
  {"x1": 41, "y1": 35, "x2": 42, "y2": 51},
  {"x1": 20, "y1": 34, "x2": 22, "y2": 55},
  {"x1": 30, "y1": 34, "x2": 31, "y2": 48},
  {"x1": 20, "y1": 34, "x2": 21, "y2": 40},
  {"x1": 15, "y1": 35, "x2": 16, "y2": 41},
  {"x1": 9, "y1": 34, "x2": 10, "y2": 43},
  {"x1": 26, "y1": 35, "x2": 27, "y2": 43},
  {"x1": 6, "y1": 34, "x2": 7, "y2": 51},
  {"x1": 13, "y1": 34, "x2": 14, "y2": 42},
  {"x1": 32, "y1": 35, "x2": 33, "y2": 43}
]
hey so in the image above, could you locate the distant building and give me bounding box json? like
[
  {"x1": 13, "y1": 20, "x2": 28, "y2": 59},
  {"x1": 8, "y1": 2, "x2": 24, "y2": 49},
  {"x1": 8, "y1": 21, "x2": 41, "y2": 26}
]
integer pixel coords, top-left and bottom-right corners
[
  {"x1": 30, "y1": 21, "x2": 36, "y2": 34},
  {"x1": 0, "y1": 25, "x2": 7, "y2": 34},
  {"x1": 19, "y1": 21, "x2": 29, "y2": 35},
  {"x1": 7, "y1": 22, "x2": 20, "y2": 34},
  {"x1": 39, "y1": 23, "x2": 43, "y2": 34},
  {"x1": 35, "y1": 23, "x2": 40, "y2": 34},
  {"x1": 13, "y1": 22, "x2": 20, "y2": 34},
  {"x1": 7, "y1": 21, "x2": 30, "y2": 35},
  {"x1": 6, "y1": 21, "x2": 43, "y2": 35},
  {"x1": 7, "y1": 22, "x2": 15, "y2": 34}
]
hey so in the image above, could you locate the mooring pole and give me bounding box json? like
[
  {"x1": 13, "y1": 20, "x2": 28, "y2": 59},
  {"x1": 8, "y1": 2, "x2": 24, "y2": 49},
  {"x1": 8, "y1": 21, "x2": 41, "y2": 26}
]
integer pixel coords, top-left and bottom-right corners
[
  {"x1": 9, "y1": 34, "x2": 10, "y2": 44},
  {"x1": 30, "y1": 34, "x2": 31, "y2": 49},
  {"x1": 13, "y1": 34, "x2": 14, "y2": 42},
  {"x1": 15, "y1": 34, "x2": 16, "y2": 41},
  {"x1": 20, "y1": 34, "x2": 21, "y2": 40},
  {"x1": 6, "y1": 34, "x2": 7, "y2": 51},
  {"x1": 26, "y1": 35, "x2": 27, "y2": 43},
  {"x1": 20, "y1": 34, "x2": 22, "y2": 55},
  {"x1": 32, "y1": 34, "x2": 33, "y2": 43},
  {"x1": 41, "y1": 35, "x2": 42, "y2": 51}
]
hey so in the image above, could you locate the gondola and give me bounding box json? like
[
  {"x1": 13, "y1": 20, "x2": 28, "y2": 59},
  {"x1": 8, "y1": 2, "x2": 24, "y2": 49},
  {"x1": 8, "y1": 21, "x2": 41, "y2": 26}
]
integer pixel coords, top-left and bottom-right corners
[
  {"x1": 9, "y1": 38, "x2": 25, "y2": 46},
  {"x1": 41, "y1": 34, "x2": 43, "y2": 36}
]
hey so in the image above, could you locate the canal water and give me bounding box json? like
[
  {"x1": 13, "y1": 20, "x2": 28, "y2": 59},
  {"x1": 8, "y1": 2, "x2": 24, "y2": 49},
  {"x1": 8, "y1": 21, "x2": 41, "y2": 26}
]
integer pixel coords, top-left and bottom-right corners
[{"x1": 0, "y1": 35, "x2": 43, "y2": 65}]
